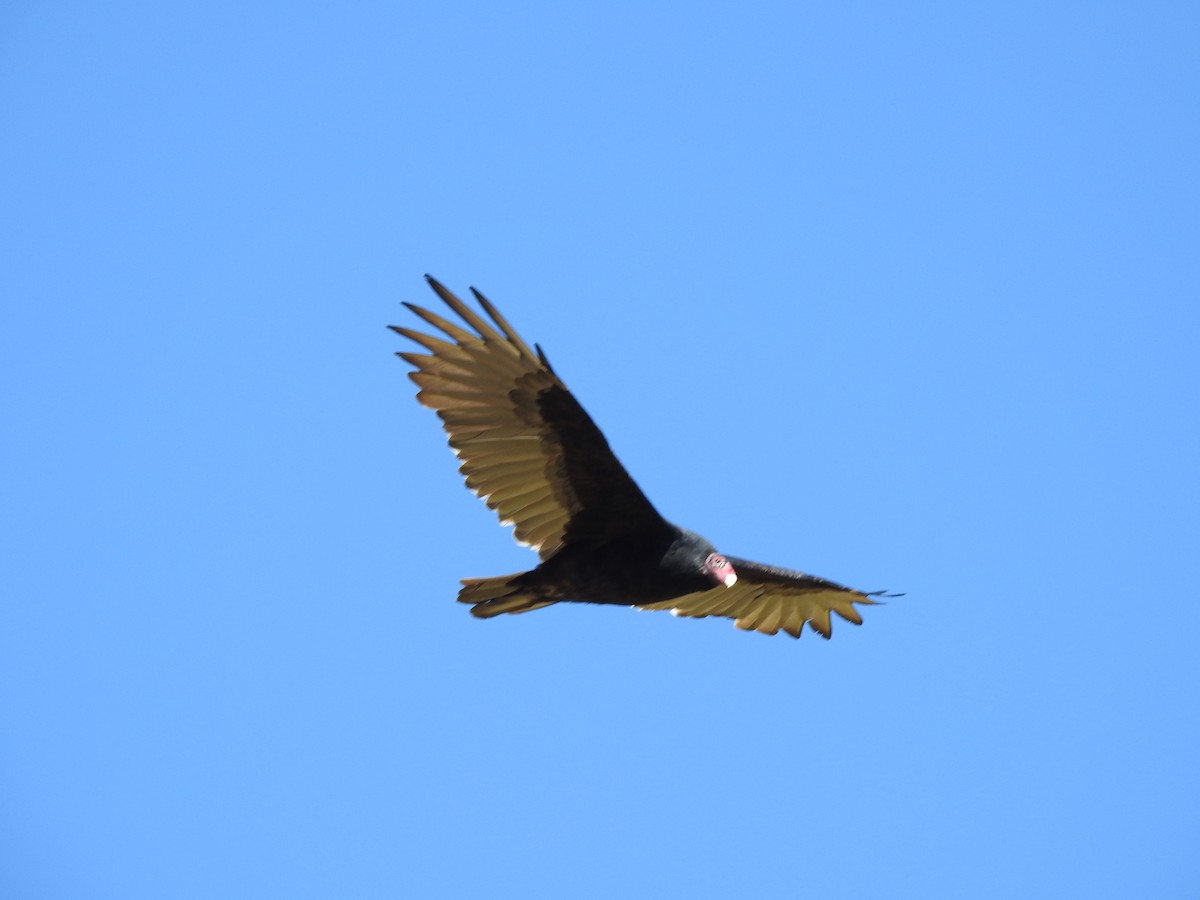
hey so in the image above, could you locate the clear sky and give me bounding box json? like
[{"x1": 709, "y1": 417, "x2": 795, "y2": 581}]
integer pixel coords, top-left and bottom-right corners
[{"x1": 3, "y1": 2, "x2": 1198, "y2": 898}]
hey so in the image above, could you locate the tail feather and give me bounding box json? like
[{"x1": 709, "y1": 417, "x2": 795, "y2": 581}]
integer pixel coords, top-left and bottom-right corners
[{"x1": 457, "y1": 574, "x2": 557, "y2": 619}]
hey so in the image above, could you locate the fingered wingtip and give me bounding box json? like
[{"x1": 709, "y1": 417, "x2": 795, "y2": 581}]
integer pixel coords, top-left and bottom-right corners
[{"x1": 862, "y1": 589, "x2": 905, "y2": 606}]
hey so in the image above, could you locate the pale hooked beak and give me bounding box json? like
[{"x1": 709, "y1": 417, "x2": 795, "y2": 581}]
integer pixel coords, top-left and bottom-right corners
[{"x1": 721, "y1": 571, "x2": 738, "y2": 587}]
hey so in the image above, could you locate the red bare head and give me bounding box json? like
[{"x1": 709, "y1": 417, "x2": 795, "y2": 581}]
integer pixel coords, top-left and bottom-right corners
[{"x1": 703, "y1": 552, "x2": 737, "y2": 587}]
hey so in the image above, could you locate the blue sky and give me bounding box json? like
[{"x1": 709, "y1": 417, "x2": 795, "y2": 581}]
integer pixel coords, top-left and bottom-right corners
[{"x1": 3, "y1": 2, "x2": 1198, "y2": 897}]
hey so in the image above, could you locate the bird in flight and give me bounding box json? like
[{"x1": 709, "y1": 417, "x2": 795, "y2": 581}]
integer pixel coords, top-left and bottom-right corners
[{"x1": 391, "y1": 276, "x2": 895, "y2": 639}]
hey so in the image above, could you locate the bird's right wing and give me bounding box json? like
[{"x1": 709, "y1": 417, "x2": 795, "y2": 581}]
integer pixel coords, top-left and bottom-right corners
[
  {"x1": 637, "y1": 557, "x2": 893, "y2": 638},
  {"x1": 391, "y1": 277, "x2": 668, "y2": 558}
]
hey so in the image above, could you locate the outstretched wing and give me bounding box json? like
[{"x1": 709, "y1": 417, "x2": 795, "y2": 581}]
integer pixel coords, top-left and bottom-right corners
[
  {"x1": 637, "y1": 557, "x2": 891, "y2": 638},
  {"x1": 391, "y1": 276, "x2": 667, "y2": 558}
]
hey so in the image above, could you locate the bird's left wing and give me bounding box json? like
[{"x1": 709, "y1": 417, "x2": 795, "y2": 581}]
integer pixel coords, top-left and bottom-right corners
[
  {"x1": 637, "y1": 556, "x2": 891, "y2": 638},
  {"x1": 390, "y1": 277, "x2": 667, "y2": 559}
]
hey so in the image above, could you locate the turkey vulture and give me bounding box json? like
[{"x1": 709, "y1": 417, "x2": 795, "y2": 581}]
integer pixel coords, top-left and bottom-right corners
[{"x1": 391, "y1": 276, "x2": 894, "y2": 639}]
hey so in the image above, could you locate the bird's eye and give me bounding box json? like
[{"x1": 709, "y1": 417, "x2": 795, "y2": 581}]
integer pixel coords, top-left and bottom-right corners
[{"x1": 713, "y1": 557, "x2": 726, "y2": 568}]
